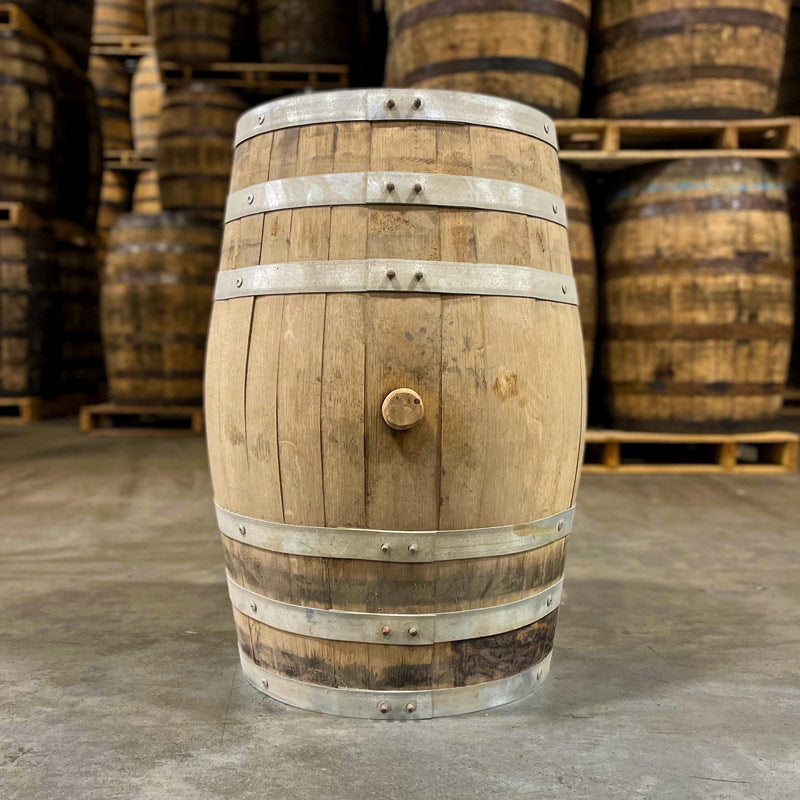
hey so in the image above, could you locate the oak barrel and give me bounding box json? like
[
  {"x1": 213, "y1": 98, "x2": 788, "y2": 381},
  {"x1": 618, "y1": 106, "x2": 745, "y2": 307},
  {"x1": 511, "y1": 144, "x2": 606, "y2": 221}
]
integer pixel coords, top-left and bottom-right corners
[
  {"x1": 384, "y1": 0, "x2": 591, "y2": 117},
  {"x1": 593, "y1": 0, "x2": 792, "y2": 118},
  {"x1": 562, "y1": 164, "x2": 597, "y2": 379},
  {"x1": 93, "y1": 0, "x2": 148, "y2": 36},
  {"x1": 98, "y1": 171, "x2": 132, "y2": 249},
  {"x1": 47, "y1": 0, "x2": 94, "y2": 70},
  {"x1": 0, "y1": 221, "x2": 59, "y2": 397},
  {"x1": 601, "y1": 158, "x2": 794, "y2": 431},
  {"x1": 131, "y1": 50, "x2": 164, "y2": 153},
  {"x1": 157, "y1": 83, "x2": 245, "y2": 223},
  {"x1": 102, "y1": 213, "x2": 220, "y2": 404},
  {"x1": 149, "y1": 0, "x2": 239, "y2": 63},
  {"x1": 89, "y1": 56, "x2": 134, "y2": 153},
  {"x1": 132, "y1": 170, "x2": 162, "y2": 214},
  {"x1": 781, "y1": 160, "x2": 800, "y2": 384},
  {"x1": 0, "y1": 32, "x2": 57, "y2": 210},
  {"x1": 205, "y1": 89, "x2": 586, "y2": 718},
  {"x1": 777, "y1": 0, "x2": 800, "y2": 114}
]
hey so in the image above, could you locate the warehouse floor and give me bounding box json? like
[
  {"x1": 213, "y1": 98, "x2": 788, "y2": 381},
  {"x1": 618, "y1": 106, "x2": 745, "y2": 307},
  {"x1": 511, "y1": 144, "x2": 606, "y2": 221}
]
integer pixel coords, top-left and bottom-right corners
[{"x1": 1, "y1": 421, "x2": 799, "y2": 800}]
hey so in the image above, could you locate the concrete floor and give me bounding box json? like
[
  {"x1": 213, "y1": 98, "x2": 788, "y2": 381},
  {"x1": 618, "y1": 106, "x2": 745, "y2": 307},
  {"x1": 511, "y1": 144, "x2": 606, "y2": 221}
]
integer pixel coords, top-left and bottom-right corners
[{"x1": 1, "y1": 420, "x2": 799, "y2": 800}]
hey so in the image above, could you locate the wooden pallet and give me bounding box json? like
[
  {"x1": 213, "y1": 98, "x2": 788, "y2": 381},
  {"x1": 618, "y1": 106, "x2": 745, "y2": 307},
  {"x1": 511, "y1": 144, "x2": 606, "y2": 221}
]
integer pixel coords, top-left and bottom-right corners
[
  {"x1": 159, "y1": 61, "x2": 349, "y2": 92},
  {"x1": 91, "y1": 34, "x2": 153, "y2": 57},
  {"x1": 557, "y1": 117, "x2": 800, "y2": 170},
  {"x1": 79, "y1": 403, "x2": 204, "y2": 435},
  {"x1": 104, "y1": 149, "x2": 156, "y2": 171},
  {"x1": 781, "y1": 387, "x2": 800, "y2": 416},
  {"x1": 0, "y1": 202, "x2": 40, "y2": 229},
  {"x1": 0, "y1": 3, "x2": 80, "y2": 73},
  {"x1": 0, "y1": 395, "x2": 97, "y2": 424},
  {"x1": 583, "y1": 429, "x2": 799, "y2": 474}
]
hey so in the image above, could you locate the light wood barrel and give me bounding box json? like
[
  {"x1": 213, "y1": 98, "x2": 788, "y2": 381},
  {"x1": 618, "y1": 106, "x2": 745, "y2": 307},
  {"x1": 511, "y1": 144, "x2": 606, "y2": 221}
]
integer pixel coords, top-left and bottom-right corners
[
  {"x1": 102, "y1": 213, "x2": 220, "y2": 404},
  {"x1": 0, "y1": 223, "x2": 59, "y2": 397},
  {"x1": 384, "y1": 0, "x2": 591, "y2": 117},
  {"x1": 206, "y1": 89, "x2": 585, "y2": 718},
  {"x1": 131, "y1": 50, "x2": 164, "y2": 153},
  {"x1": 47, "y1": 0, "x2": 94, "y2": 70},
  {"x1": 132, "y1": 170, "x2": 162, "y2": 213},
  {"x1": 777, "y1": 0, "x2": 800, "y2": 114},
  {"x1": 89, "y1": 56, "x2": 133, "y2": 153},
  {"x1": 0, "y1": 32, "x2": 56, "y2": 210},
  {"x1": 602, "y1": 158, "x2": 794, "y2": 431},
  {"x1": 93, "y1": 0, "x2": 148, "y2": 36},
  {"x1": 149, "y1": 0, "x2": 239, "y2": 63},
  {"x1": 781, "y1": 160, "x2": 800, "y2": 385},
  {"x1": 594, "y1": 0, "x2": 791, "y2": 118},
  {"x1": 562, "y1": 164, "x2": 597, "y2": 379},
  {"x1": 98, "y1": 171, "x2": 132, "y2": 249},
  {"x1": 157, "y1": 83, "x2": 245, "y2": 223}
]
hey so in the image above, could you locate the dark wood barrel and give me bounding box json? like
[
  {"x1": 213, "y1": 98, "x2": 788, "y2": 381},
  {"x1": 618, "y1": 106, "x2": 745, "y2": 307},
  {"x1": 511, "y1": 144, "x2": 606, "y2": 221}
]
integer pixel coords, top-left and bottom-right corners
[
  {"x1": 47, "y1": 0, "x2": 94, "y2": 70},
  {"x1": 89, "y1": 55, "x2": 133, "y2": 153},
  {"x1": 93, "y1": 0, "x2": 148, "y2": 36},
  {"x1": 781, "y1": 160, "x2": 800, "y2": 385},
  {"x1": 594, "y1": 0, "x2": 791, "y2": 118},
  {"x1": 562, "y1": 164, "x2": 597, "y2": 379},
  {"x1": 98, "y1": 171, "x2": 132, "y2": 251},
  {"x1": 157, "y1": 83, "x2": 245, "y2": 223},
  {"x1": 132, "y1": 170, "x2": 162, "y2": 214},
  {"x1": 206, "y1": 89, "x2": 585, "y2": 718},
  {"x1": 777, "y1": 0, "x2": 800, "y2": 114},
  {"x1": 101, "y1": 212, "x2": 220, "y2": 404},
  {"x1": 149, "y1": 0, "x2": 239, "y2": 63},
  {"x1": 255, "y1": 0, "x2": 361, "y2": 64},
  {"x1": 602, "y1": 158, "x2": 794, "y2": 431},
  {"x1": 54, "y1": 70, "x2": 104, "y2": 231},
  {"x1": 0, "y1": 32, "x2": 57, "y2": 210},
  {"x1": 384, "y1": 0, "x2": 591, "y2": 117},
  {"x1": 0, "y1": 220, "x2": 59, "y2": 397},
  {"x1": 131, "y1": 50, "x2": 164, "y2": 153}
]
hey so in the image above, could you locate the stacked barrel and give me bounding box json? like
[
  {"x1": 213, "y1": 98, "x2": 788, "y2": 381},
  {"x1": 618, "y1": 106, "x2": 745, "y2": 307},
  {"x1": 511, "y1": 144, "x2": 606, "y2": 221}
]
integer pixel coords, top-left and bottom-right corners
[{"x1": 0, "y1": 2, "x2": 102, "y2": 399}]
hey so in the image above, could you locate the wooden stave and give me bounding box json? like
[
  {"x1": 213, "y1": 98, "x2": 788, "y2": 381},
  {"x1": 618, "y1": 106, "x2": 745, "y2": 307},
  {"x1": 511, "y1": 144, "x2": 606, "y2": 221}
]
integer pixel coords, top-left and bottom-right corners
[
  {"x1": 601, "y1": 157, "x2": 794, "y2": 431},
  {"x1": 93, "y1": 0, "x2": 148, "y2": 36},
  {"x1": 776, "y1": 0, "x2": 800, "y2": 114},
  {"x1": 206, "y1": 97, "x2": 585, "y2": 704},
  {"x1": 130, "y1": 50, "x2": 164, "y2": 154},
  {"x1": 47, "y1": 0, "x2": 94, "y2": 70},
  {"x1": 383, "y1": 0, "x2": 591, "y2": 118},
  {"x1": 132, "y1": 170, "x2": 162, "y2": 214},
  {"x1": 593, "y1": 0, "x2": 792, "y2": 118},
  {"x1": 98, "y1": 171, "x2": 132, "y2": 251},
  {"x1": 101, "y1": 212, "x2": 220, "y2": 405},
  {"x1": 781, "y1": 159, "x2": 800, "y2": 385},
  {"x1": 149, "y1": 0, "x2": 240, "y2": 63},
  {"x1": 89, "y1": 55, "x2": 134, "y2": 153}
]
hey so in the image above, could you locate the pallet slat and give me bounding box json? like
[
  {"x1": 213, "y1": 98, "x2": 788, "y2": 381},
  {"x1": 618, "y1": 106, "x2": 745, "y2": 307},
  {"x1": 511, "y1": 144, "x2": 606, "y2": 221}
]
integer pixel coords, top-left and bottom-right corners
[
  {"x1": 91, "y1": 34, "x2": 153, "y2": 57},
  {"x1": 103, "y1": 150, "x2": 155, "y2": 171},
  {"x1": 0, "y1": 395, "x2": 98, "y2": 424},
  {"x1": 79, "y1": 403, "x2": 204, "y2": 435},
  {"x1": 159, "y1": 61, "x2": 349, "y2": 91}
]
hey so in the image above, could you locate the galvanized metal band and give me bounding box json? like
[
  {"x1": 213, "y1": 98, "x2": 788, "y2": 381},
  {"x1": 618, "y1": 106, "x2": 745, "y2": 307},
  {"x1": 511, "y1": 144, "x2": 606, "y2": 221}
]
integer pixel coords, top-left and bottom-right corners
[
  {"x1": 213, "y1": 260, "x2": 578, "y2": 305},
  {"x1": 225, "y1": 172, "x2": 568, "y2": 227},
  {"x1": 216, "y1": 503, "x2": 574, "y2": 562},
  {"x1": 239, "y1": 650, "x2": 553, "y2": 719},
  {"x1": 227, "y1": 573, "x2": 562, "y2": 645},
  {"x1": 235, "y1": 89, "x2": 558, "y2": 150}
]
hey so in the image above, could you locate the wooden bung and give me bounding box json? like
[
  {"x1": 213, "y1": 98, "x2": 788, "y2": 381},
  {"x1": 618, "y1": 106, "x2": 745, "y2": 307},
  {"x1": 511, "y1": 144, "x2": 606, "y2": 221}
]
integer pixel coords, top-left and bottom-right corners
[{"x1": 381, "y1": 388, "x2": 425, "y2": 430}]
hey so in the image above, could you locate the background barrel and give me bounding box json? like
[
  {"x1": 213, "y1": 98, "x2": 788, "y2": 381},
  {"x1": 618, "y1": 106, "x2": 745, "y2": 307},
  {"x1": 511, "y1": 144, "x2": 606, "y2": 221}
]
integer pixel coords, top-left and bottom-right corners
[
  {"x1": 101, "y1": 213, "x2": 220, "y2": 404},
  {"x1": 157, "y1": 83, "x2": 245, "y2": 222},
  {"x1": 781, "y1": 159, "x2": 800, "y2": 385},
  {"x1": 93, "y1": 0, "x2": 148, "y2": 37},
  {"x1": 0, "y1": 32, "x2": 57, "y2": 210},
  {"x1": 384, "y1": 0, "x2": 591, "y2": 117},
  {"x1": 89, "y1": 55, "x2": 133, "y2": 153},
  {"x1": 206, "y1": 89, "x2": 585, "y2": 717},
  {"x1": 132, "y1": 170, "x2": 162, "y2": 213},
  {"x1": 97, "y1": 171, "x2": 131, "y2": 250},
  {"x1": 777, "y1": 0, "x2": 800, "y2": 114},
  {"x1": 601, "y1": 158, "x2": 794, "y2": 431},
  {"x1": 47, "y1": 0, "x2": 94, "y2": 70},
  {"x1": 562, "y1": 164, "x2": 597, "y2": 379},
  {"x1": 593, "y1": 0, "x2": 791, "y2": 118},
  {"x1": 131, "y1": 50, "x2": 165, "y2": 153},
  {"x1": 149, "y1": 0, "x2": 239, "y2": 63}
]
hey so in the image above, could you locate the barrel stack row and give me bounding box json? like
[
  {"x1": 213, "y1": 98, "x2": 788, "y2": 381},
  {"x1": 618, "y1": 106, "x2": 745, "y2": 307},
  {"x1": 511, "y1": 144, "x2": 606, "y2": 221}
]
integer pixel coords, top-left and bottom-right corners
[{"x1": 0, "y1": 3, "x2": 104, "y2": 400}]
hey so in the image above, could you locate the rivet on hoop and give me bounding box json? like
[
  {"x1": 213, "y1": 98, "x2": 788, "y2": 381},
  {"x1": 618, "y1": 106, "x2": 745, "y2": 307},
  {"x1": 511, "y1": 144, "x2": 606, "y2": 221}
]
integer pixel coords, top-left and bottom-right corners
[
  {"x1": 557, "y1": 519, "x2": 565, "y2": 531},
  {"x1": 235, "y1": 277, "x2": 243, "y2": 288},
  {"x1": 414, "y1": 183, "x2": 423, "y2": 194},
  {"x1": 546, "y1": 596, "x2": 553, "y2": 607},
  {"x1": 552, "y1": 203, "x2": 558, "y2": 214},
  {"x1": 536, "y1": 669, "x2": 543, "y2": 681},
  {"x1": 385, "y1": 270, "x2": 396, "y2": 280},
  {"x1": 238, "y1": 522, "x2": 246, "y2": 536},
  {"x1": 561, "y1": 284, "x2": 568, "y2": 295},
  {"x1": 249, "y1": 601, "x2": 257, "y2": 613},
  {"x1": 380, "y1": 541, "x2": 390, "y2": 553},
  {"x1": 406, "y1": 702, "x2": 417, "y2": 713},
  {"x1": 257, "y1": 114, "x2": 265, "y2": 125},
  {"x1": 408, "y1": 543, "x2": 419, "y2": 555},
  {"x1": 386, "y1": 182, "x2": 395, "y2": 192},
  {"x1": 413, "y1": 97, "x2": 422, "y2": 109},
  {"x1": 544, "y1": 123, "x2": 550, "y2": 134},
  {"x1": 381, "y1": 626, "x2": 391, "y2": 636},
  {"x1": 386, "y1": 99, "x2": 395, "y2": 110},
  {"x1": 379, "y1": 702, "x2": 391, "y2": 713},
  {"x1": 247, "y1": 194, "x2": 254, "y2": 205},
  {"x1": 408, "y1": 627, "x2": 418, "y2": 637},
  {"x1": 414, "y1": 271, "x2": 424, "y2": 281},
  {"x1": 261, "y1": 677, "x2": 269, "y2": 688}
]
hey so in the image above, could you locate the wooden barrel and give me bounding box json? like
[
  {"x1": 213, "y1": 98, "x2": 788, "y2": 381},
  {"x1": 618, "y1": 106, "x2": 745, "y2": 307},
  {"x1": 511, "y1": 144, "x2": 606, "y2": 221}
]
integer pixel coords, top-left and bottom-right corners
[
  {"x1": 101, "y1": 212, "x2": 220, "y2": 404},
  {"x1": 132, "y1": 170, "x2": 162, "y2": 213},
  {"x1": 777, "y1": 1, "x2": 800, "y2": 114},
  {"x1": 601, "y1": 158, "x2": 794, "y2": 431},
  {"x1": 0, "y1": 221, "x2": 59, "y2": 397},
  {"x1": 47, "y1": 0, "x2": 94, "y2": 70},
  {"x1": 206, "y1": 89, "x2": 585, "y2": 718},
  {"x1": 89, "y1": 56, "x2": 133, "y2": 153},
  {"x1": 384, "y1": 0, "x2": 591, "y2": 117},
  {"x1": 0, "y1": 32, "x2": 57, "y2": 210},
  {"x1": 781, "y1": 160, "x2": 800, "y2": 385},
  {"x1": 131, "y1": 50, "x2": 164, "y2": 153},
  {"x1": 157, "y1": 83, "x2": 245, "y2": 223},
  {"x1": 93, "y1": 0, "x2": 148, "y2": 36},
  {"x1": 255, "y1": 0, "x2": 360, "y2": 64},
  {"x1": 98, "y1": 171, "x2": 132, "y2": 249},
  {"x1": 149, "y1": 0, "x2": 239, "y2": 63},
  {"x1": 594, "y1": 0, "x2": 791, "y2": 118},
  {"x1": 561, "y1": 165, "x2": 597, "y2": 379}
]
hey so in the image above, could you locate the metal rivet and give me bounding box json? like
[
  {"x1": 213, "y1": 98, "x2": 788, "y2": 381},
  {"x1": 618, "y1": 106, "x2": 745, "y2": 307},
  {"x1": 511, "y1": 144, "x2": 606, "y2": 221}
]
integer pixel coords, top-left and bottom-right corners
[
  {"x1": 235, "y1": 277, "x2": 243, "y2": 288},
  {"x1": 249, "y1": 601, "x2": 257, "y2": 612},
  {"x1": 414, "y1": 183, "x2": 423, "y2": 194},
  {"x1": 381, "y1": 626, "x2": 391, "y2": 636},
  {"x1": 386, "y1": 99, "x2": 395, "y2": 109},
  {"x1": 561, "y1": 284, "x2": 567, "y2": 295},
  {"x1": 544, "y1": 123, "x2": 550, "y2": 134},
  {"x1": 385, "y1": 270, "x2": 395, "y2": 280},
  {"x1": 386, "y1": 182, "x2": 395, "y2": 192},
  {"x1": 546, "y1": 596, "x2": 553, "y2": 607},
  {"x1": 414, "y1": 271, "x2": 424, "y2": 281},
  {"x1": 408, "y1": 627, "x2": 418, "y2": 637},
  {"x1": 408, "y1": 543, "x2": 419, "y2": 555},
  {"x1": 380, "y1": 541, "x2": 390, "y2": 553},
  {"x1": 552, "y1": 203, "x2": 558, "y2": 214},
  {"x1": 413, "y1": 97, "x2": 422, "y2": 109},
  {"x1": 379, "y1": 702, "x2": 391, "y2": 713},
  {"x1": 557, "y1": 519, "x2": 564, "y2": 532},
  {"x1": 247, "y1": 194, "x2": 254, "y2": 205},
  {"x1": 257, "y1": 114, "x2": 265, "y2": 125},
  {"x1": 238, "y1": 523, "x2": 246, "y2": 536},
  {"x1": 536, "y1": 669, "x2": 543, "y2": 681},
  {"x1": 406, "y1": 702, "x2": 417, "y2": 713},
  {"x1": 261, "y1": 677, "x2": 269, "y2": 688}
]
